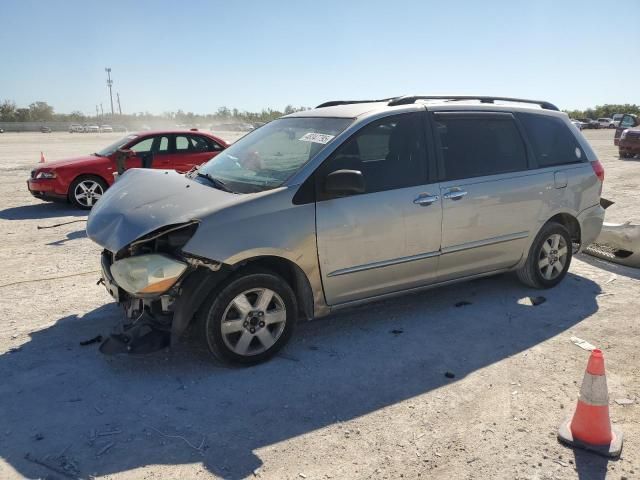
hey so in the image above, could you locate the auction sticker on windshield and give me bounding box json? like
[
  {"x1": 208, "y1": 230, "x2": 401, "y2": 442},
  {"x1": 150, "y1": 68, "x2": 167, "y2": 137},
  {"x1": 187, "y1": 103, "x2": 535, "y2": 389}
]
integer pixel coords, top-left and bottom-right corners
[{"x1": 299, "y1": 132, "x2": 335, "y2": 144}]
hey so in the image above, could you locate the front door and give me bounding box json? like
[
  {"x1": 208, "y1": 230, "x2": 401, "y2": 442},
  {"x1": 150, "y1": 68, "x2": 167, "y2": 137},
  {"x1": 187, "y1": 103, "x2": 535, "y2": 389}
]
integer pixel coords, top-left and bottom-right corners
[
  {"x1": 615, "y1": 114, "x2": 639, "y2": 146},
  {"x1": 316, "y1": 112, "x2": 442, "y2": 305},
  {"x1": 433, "y1": 112, "x2": 541, "y2": 280}
]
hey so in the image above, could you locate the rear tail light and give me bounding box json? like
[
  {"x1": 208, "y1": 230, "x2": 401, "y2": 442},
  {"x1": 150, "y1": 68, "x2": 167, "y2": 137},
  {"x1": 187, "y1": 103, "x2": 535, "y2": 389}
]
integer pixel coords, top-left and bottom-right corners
[{"x1": 591, "y1": 159, "x2": 605, "y2": 182}]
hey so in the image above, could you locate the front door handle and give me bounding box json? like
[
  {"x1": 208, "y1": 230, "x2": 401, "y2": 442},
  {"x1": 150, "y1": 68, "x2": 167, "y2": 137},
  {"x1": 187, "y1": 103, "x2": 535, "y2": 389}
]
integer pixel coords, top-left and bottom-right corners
[
  {"x1": 413, "y1": 193, "x2": 439, "y2": 206},
  {"x1": 443, "y1": 190, "x2": 468, "y2": 200}
]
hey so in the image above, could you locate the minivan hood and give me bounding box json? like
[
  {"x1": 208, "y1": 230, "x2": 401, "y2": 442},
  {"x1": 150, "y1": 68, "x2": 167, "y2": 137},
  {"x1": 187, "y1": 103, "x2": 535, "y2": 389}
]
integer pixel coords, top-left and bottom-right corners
[{"x1": 86, "y1": 169, "x2": 239, "y2": 252}]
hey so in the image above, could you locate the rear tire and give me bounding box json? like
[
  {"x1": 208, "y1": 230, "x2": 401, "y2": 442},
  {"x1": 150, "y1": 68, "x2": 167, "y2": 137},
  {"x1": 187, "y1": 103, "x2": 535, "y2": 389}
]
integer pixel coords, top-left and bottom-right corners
[
  {"x1": 197, "y1": 269, "x2": 297, "y2": 365},
  {"x1": 517, "y1": 222, "x2": 573, "y2": 289}
]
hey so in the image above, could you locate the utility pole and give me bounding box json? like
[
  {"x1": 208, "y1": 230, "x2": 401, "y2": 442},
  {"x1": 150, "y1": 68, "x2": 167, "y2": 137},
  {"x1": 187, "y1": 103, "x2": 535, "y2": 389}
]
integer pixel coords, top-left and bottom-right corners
[
  {"x1": 105, "y1": 67, "x2": 114, "y2": 116},
  {"x1": 117, "y1": 93, "x2": 122, "y2": 115},
  {"x1": 100, "y1": 103, "x2": 104, "y2": 118},
  {"x1": 95, "y1": 105, "x2": 99, "y2": 119}
]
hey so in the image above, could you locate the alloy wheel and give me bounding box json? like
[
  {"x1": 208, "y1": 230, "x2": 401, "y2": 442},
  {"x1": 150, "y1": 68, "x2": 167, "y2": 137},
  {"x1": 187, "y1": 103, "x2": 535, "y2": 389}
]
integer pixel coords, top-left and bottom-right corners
[
  {"x1": 74, "y1": 180, "x2": 104, "y2": 207},
  {"x1": 220, "y1": 288, "x2": 287, "y2": 356},
  {"x1": 538, "y1": 233, "x2": 568, "y2": 280}
]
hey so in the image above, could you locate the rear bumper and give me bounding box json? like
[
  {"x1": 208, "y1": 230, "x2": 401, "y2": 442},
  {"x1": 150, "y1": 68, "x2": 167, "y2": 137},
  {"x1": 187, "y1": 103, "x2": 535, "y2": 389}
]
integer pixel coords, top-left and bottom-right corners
[
  {"x1": 577, "y1": 203, "x2": 606, "y2": 252},
  {"x1": 618, "y1": 138, "x2": 640, "y2": 154}
]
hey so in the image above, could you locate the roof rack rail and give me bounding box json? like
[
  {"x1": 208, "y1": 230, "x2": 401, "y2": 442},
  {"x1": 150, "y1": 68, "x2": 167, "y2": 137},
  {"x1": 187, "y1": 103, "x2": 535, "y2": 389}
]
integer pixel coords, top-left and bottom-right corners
[
  {"x1": 315, "y1": 97, "x2": 397, "y2": 109},
  {"x1": 387, "y1": 95, "x2": 559, "y2": 111}
]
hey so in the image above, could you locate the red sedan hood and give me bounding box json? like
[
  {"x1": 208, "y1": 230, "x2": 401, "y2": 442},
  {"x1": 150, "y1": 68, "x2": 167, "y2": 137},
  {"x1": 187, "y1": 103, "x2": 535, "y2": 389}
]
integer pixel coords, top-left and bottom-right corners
[{"x1": 36, "y1": 154, "x2": 106, "y2": 169}]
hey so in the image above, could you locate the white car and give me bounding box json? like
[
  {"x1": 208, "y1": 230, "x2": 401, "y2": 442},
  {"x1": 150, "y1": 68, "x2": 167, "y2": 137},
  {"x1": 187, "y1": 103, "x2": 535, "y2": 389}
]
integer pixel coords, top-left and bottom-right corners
[
  {"x1": 571, "y1": 119, "x2": 585, "y2": 131},
  {"x1": 100, "y1": 125, "x2": 113, "y2": 133},
  {"x1": 85, "y1": 125, "x2": 100, "y2": 133},
  {"x1": 69, "y1": 124, "x2": 84, "y2": 133},
  {"x1": 597, "y1": 118, "x2": 616, "y2": 129}
]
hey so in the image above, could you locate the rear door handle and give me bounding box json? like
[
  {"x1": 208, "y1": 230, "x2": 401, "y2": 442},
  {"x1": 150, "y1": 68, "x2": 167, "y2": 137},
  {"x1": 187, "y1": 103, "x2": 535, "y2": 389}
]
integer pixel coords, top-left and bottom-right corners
[
  {"x1": 413, "y1": 193, "x2": 439, "y2": 206},
  {"x1": 443, "y1": 190, "x2": 468, "y2": 200}
]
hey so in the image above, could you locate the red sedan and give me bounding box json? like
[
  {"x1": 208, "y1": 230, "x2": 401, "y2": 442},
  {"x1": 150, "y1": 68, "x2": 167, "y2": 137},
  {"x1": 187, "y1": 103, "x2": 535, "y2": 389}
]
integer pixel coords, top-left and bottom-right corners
[{"x1": 27, "y1": 130, "x2": 228, "y2": 209}]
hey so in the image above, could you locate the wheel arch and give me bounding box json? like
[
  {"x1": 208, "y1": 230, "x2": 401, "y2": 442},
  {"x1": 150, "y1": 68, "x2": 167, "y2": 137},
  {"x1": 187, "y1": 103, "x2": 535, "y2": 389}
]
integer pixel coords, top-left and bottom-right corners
[
  {"x1": 546, "y1": 212, "x2": 581, "y2": 247},
  {"x1": 173, "y1": 254, "x2": 315, "y2": 343},
  {"x1": 231, "y1": 255, "x2": 315, "y2": 322}
]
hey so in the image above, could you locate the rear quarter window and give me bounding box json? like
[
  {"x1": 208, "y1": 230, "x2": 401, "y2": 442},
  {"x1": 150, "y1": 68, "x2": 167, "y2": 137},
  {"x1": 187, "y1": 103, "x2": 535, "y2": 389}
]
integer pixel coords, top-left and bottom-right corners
[{"x1": 518, "y1": 113, "x2": 584, "y2": 167}]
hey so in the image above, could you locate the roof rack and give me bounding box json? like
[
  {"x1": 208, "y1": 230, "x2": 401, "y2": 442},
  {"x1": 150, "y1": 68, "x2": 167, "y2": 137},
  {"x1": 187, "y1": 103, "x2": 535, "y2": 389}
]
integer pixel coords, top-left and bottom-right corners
[
  {"x1": 315, "y1": 98, "x2": 397, "y2": 108},
  {"x1": 387, "y1": 95, "x2": 559, "y2": 111}
]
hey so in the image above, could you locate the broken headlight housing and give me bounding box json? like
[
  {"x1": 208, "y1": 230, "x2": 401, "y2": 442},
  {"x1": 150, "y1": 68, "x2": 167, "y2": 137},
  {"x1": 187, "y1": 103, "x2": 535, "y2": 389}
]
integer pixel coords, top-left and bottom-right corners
[{"x1": 110, "y1": 253, "x2": 187, "y2": 295}]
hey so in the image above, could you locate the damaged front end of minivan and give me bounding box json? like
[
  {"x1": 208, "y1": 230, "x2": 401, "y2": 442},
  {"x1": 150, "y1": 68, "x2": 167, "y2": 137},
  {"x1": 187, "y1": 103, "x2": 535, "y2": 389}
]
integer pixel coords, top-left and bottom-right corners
[
  {"x1": 86, "y1": 168, "x2": 241, "y2": 355},
  {"x1": 98, "y1": 220, "x2": 227, "y2": 354}
]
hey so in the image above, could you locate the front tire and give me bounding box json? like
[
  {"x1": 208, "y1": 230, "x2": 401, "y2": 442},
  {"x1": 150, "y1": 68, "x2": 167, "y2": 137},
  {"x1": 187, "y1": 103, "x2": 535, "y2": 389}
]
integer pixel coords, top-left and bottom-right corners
[
  {"x1": 198, "y1": 269, "x2": 297, "y2": 365},
  {"x1": 517, "y1": 222, "x2": 572, "y2": 289},
  {"x1": 69, "y1": 175, "x2": 107, "y2": 209}
]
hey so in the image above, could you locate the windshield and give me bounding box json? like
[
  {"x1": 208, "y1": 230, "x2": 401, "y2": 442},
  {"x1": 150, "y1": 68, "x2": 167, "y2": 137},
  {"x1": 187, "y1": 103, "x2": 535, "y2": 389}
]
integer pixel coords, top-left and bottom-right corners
[
  {"x1": 197, "y1": 117, "x2": 352, "y2": 193},
  {"x1": 96, "y1": 134, "x2": 138, "y2": 156}
]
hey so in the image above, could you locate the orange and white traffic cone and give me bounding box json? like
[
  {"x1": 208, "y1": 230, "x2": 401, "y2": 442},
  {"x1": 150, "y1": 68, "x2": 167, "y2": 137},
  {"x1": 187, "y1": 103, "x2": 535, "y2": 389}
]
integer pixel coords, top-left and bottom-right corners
[
  {"x1": 39, "y1": 151, "x2": 46, "y2": 163},
  {"x1": 558, "y1": 349, "x2": 623, "y2": 457}
]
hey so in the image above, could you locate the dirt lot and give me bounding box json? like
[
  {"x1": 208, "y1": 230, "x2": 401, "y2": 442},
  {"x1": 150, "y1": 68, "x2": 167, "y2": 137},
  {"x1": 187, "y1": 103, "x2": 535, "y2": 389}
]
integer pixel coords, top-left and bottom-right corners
[{"x1": 0, "y1": 129, "x2": 638, "y2": 480}]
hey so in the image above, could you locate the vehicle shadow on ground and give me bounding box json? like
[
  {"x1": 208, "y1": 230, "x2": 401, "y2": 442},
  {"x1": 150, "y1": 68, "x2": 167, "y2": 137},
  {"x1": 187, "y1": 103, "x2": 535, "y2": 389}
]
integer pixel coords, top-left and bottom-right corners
[
  {"x1": 0, "y1": 202, "x2": 86, "y2": 221},
  {"x1": 46, "y1": 229, "x2": 88, "y2": 246},
  {"x1": 0, "y1": 273, "x2": 601, "y2": 479}
]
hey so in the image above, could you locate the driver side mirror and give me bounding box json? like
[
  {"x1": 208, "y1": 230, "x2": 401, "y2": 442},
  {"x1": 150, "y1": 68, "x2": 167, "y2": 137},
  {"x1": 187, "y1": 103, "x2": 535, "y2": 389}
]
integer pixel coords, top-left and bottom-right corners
[{"x1": 324, "y1": 169, "x2": 365, "y2": 196}]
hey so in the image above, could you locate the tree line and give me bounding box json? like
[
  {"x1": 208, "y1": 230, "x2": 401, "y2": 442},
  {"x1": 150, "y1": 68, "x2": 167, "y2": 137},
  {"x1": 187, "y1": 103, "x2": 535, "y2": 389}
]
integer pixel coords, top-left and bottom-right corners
[
  {"x1": 562, "y1": 104, "x2": 640, "y2": 120},
  {"x1": 0, "y1": 100, "x2": 308, "y2": 124},
  {"x1": 2, "y1": 99, "x2": 638, "y2": 124}
]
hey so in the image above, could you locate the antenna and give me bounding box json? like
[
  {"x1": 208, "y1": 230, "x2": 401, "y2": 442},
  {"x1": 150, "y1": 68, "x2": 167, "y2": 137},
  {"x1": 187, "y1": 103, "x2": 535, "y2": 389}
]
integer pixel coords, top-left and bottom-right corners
[
  {"x1": 116, "y1": 93, "x2": 122, "y2": 115},
  {"x1": 105, "y1": 67, "x2": 114, "y2": 116}
]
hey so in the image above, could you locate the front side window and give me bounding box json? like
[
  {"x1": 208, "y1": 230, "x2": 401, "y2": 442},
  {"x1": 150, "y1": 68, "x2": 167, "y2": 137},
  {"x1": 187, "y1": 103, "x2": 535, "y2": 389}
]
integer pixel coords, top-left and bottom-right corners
[
  {"x1": 96, "y1": 134, "x2": 138, "y2": 156},
  {"x1": 435, "y1": 114, "x2": 528, "y2": 181},
  {"x1": 197, "y1": 117, "x2": 352, "y2": 193},
  {"x1": 518, "y1": 113, "x2": 583, "y2": 167},
  {"x1": 130, "y1": 137, "x2": 154, "y2": 153},
  {"x1": 320, "y1": 113, "x2": 427, "y2": 195},
  {"x1": 620, "y1": 115, "x2": 637, "y2": 128}
]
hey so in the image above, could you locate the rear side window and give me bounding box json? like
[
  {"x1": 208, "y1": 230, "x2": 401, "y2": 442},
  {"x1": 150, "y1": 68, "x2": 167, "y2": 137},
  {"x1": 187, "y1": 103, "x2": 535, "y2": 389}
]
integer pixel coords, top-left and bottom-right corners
[
  {"x1": 434, "y1": 114, "x2": 528, "y2": 181},
  {"x1": 518, "y1": 113, "x2": 583, "y2": 167}
]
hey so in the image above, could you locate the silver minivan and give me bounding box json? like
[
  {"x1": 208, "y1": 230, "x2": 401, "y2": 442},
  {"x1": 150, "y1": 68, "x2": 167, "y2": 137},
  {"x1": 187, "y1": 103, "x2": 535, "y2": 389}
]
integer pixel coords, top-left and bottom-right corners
[{"x1": 87, "y1": 95, "x2": 606, "y2": 365}]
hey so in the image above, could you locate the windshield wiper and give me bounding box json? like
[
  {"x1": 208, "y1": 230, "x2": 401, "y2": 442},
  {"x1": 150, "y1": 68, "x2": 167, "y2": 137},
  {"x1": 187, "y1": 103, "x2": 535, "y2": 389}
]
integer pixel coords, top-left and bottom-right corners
[
  {"x1": 93, "y1": 152, "x2": 104, "y2": 157},
  {"x1": 196, "y1": 172, "x2": 234, "y2": 193}
]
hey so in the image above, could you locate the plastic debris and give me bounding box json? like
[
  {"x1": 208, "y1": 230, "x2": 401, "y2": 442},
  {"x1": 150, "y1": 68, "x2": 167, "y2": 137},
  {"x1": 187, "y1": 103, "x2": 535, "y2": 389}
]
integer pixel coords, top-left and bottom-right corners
[{"x1": 570, "y1": 336, "x2": 596, "y2": 351}]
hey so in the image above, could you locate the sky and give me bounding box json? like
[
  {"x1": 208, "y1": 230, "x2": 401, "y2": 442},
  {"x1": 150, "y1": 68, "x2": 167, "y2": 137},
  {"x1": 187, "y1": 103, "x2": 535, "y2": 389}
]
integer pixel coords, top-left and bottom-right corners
[{"x1": 1, "y1": 0, "x2": 638, "y2": 115}]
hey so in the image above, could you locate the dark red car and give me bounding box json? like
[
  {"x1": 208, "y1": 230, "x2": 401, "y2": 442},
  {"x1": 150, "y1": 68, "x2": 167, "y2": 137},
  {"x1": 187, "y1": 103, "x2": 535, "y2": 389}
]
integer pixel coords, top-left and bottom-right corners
[
  {"x1": 614, "y1": 114, "x2": 640, "y2": 159},
  {"x1": 28, "y1": 130, "x2": 228, "y2": 209}
]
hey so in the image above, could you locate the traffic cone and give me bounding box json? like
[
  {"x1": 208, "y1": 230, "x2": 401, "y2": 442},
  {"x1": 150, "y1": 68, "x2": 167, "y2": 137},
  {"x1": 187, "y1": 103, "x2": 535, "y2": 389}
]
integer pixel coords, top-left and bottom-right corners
[
  {"x1": 558, "y1": 349, "x2": 623, "y2": 457},
  {"x1": 39, "y1": 151, "x2": 45, "y2": 163}
]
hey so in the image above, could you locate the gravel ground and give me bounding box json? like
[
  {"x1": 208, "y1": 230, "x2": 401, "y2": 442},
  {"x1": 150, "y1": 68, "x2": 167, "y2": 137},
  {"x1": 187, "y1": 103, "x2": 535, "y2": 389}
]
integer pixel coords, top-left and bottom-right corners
[{"x1": 0, "y1": 129, "x2": 638, "y2": 480}]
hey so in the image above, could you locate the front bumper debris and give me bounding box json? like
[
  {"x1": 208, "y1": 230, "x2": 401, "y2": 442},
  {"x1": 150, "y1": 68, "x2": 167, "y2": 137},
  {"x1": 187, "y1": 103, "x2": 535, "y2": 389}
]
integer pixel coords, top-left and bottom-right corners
[
  {"x1": 584, "y1": 222, "x2": 640, "y2": 268},
  {"x1": 99, "y1": 250, "x2": 172, "y2": 355},
  {"x1": 99, "y1": 311, "x2": 171, "y2": 355},
  {"x1": 584, "y1": 198, "x2": 640, "y2": 268}
]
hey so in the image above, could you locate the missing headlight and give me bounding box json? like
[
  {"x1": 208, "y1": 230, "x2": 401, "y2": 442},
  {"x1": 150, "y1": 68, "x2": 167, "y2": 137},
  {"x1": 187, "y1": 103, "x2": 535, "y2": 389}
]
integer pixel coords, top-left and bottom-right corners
[{"x1": 117, "y1": 220, "x2": 200, "y2": 259}]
